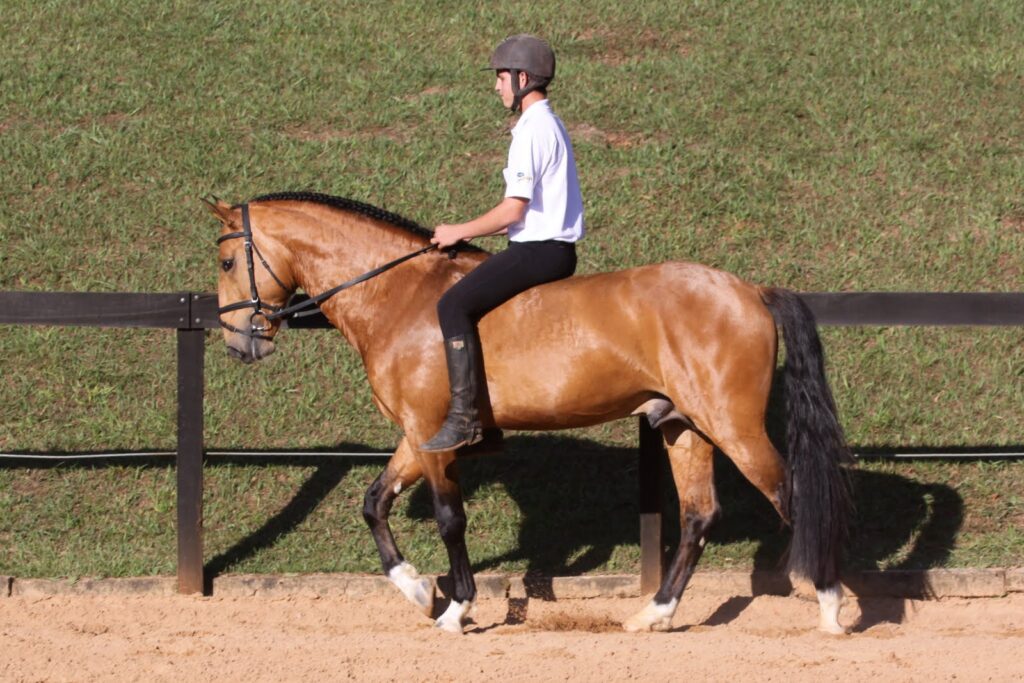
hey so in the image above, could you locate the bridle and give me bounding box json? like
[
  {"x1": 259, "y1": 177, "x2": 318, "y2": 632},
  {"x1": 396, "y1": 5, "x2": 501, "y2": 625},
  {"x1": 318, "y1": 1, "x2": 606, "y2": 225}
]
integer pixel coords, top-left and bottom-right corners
[
  {"x1": 217, "y1": 204, "x2": 288, "y2": 341},
  {"x1": 217, "y1": 203, "x2": 441, "y2": 341}
]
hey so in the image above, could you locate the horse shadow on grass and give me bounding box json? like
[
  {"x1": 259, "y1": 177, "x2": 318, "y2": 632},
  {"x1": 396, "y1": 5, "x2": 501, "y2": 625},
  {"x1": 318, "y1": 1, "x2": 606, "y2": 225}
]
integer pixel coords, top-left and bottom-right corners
[
  {"x1": 201, "y1": 449, "x2": 378, "y2": 594},
  {"x1": 3, "y1": 436, "x2": 963, "y2": 632},
  {"x1": 182, "y1": 439, "x2": 961, "y2": 631},
  {"x1": 399, "y1": 432, "x2": 963, "y2": 632}
]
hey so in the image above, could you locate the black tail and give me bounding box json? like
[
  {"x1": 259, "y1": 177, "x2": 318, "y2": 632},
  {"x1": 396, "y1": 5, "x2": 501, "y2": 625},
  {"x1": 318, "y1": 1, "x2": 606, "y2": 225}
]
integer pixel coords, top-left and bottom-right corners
[{"x1": 763, "y1": 288, "x2": 853, "y2": 588}]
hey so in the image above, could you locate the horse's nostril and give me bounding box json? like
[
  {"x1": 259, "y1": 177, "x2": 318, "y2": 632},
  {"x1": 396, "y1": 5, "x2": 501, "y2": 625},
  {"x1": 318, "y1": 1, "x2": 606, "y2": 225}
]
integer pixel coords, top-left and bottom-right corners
[{"x1": 227, "y1": 346, "x2": 246, "y2": 361}]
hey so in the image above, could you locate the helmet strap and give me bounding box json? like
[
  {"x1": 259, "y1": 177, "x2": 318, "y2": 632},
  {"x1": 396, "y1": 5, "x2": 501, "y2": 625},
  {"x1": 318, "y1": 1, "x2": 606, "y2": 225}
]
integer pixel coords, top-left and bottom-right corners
[
  {"x1": 509, "y1": 69, "x2": 524, "y2": 112},
  {"x1": 509, "y1": 69, "x2": 545, "y2": 113}
]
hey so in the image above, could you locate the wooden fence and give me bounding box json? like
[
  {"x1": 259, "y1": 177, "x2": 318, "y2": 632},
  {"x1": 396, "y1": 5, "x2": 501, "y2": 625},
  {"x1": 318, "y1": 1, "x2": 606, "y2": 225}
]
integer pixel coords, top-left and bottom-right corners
[{"x1": 2, "y1": 290, "x2": 1023, "y2": 595}]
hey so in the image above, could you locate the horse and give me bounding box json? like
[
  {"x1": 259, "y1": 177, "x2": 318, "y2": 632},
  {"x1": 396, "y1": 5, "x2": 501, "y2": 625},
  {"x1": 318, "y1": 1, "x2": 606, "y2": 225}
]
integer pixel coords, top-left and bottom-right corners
[{"x1": 208, "y1": 191, "x2": 853, "y2": 635}]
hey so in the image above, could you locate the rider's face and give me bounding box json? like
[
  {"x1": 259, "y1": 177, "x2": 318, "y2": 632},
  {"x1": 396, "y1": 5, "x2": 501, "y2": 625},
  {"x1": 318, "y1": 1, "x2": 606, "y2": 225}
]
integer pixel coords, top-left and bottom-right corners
[{"x1": 494, "y1": 70, "x2": 526, "y2": 109}]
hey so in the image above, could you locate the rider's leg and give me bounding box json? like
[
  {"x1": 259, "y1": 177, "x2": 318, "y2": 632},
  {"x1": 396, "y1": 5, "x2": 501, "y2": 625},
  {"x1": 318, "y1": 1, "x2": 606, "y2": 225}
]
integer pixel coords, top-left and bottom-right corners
[{"x1": 420, "y1": 241, "x2": 576, "y2": 452}]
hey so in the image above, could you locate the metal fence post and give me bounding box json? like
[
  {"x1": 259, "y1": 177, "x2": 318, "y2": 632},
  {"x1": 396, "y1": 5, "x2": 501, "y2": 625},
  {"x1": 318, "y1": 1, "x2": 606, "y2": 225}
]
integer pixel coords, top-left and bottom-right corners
[
  {"x1": 638, "y1": 417, "x2": 666, "y2": 594},
  {"x1": 176, "y1": 326, "x2": 205, "y2": 594}
]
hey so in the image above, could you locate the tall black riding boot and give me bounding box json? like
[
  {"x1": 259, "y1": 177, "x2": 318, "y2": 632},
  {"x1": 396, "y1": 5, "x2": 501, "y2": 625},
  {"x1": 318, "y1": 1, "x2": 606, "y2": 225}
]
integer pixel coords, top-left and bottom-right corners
[{"x1": 419, "y1": 334, "x2": 485, "y2": 452}]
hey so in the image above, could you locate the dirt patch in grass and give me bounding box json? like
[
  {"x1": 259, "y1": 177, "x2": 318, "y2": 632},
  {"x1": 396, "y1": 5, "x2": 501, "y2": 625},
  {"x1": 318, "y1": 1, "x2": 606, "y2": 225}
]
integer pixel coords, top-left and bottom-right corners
[
  {"x1": 1001, "y1": 212, "x2": 1024, "y2": 233},
  {"x1": 574, "y1": 27, "x2": 692, "y2": 65},
  {"x1": 571, "y1": 122, "x2": 651, "y2": 149},
  {"x1": 401, "y1": 85, "x2": 450, "y2": 102}
]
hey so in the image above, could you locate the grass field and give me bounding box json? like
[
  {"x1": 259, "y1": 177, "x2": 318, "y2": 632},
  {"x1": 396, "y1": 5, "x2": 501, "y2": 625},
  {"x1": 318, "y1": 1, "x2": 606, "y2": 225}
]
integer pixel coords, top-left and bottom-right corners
[
  {"x1": 1, "y1": 0, "x2": 1022, "y2": 578},
  {"x1": 4, "y1": 450, "x2": 1023, "y2": 578}
]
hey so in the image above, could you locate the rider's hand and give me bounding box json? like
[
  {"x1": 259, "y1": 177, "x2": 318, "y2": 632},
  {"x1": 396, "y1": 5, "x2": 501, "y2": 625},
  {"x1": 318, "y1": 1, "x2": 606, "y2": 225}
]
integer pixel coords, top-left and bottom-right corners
[{"x1": 431, "y1": 224, "x2": 465, "y2": 249}]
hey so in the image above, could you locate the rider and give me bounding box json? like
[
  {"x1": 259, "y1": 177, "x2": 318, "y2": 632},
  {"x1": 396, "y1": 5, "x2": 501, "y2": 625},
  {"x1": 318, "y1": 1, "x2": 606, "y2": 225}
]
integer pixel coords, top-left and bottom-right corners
[{"x1": 420, "y1": 34, "x2": 585, "y2": 452}]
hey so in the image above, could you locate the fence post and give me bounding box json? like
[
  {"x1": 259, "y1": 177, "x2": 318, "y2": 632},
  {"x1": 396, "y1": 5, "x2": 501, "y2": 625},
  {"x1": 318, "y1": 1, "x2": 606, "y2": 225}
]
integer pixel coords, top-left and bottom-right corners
[
  {"x1": 638, "y1": 417, "x2": 665, "y2": 594},
  {"x1": 176, "y1": 327, "x2": 205, "y2": 594}
]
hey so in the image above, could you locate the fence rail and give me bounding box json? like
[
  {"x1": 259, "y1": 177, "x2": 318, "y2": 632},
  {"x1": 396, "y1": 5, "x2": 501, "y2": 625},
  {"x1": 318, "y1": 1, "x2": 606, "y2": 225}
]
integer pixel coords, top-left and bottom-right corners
[
  {"x1": 2, "y1": 289, "x2": 1023, "y2": 594},
  {"x1": 4, "y1": 290, "x2": 1024, "y2": 330}
]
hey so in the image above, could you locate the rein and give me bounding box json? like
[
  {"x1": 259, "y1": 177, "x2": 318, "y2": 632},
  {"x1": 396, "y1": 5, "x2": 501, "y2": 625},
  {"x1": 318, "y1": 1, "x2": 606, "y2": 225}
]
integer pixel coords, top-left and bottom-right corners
[{"x1": 217, "y1": 202, "x2": 444, "y2": 338}]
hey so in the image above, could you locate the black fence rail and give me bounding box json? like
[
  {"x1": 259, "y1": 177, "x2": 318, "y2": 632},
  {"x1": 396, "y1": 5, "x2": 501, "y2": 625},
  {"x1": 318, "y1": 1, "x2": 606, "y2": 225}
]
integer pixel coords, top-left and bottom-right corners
[{"x1": 2, "y1": 290, "x2": 1023, "y2": 595}]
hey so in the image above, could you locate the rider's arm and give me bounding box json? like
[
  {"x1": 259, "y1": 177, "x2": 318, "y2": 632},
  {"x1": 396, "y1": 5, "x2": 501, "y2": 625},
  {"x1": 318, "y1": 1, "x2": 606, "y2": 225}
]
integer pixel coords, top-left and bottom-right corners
[{"x1": 431, "y1": 196, "x2": 526, "y2": 248}]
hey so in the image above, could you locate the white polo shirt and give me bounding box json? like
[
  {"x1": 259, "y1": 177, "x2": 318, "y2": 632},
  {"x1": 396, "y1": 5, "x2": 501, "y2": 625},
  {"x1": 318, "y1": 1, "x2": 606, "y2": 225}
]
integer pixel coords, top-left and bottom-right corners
[{"x1": 503, "y1": 100, "x2": 585, "y2": 243}]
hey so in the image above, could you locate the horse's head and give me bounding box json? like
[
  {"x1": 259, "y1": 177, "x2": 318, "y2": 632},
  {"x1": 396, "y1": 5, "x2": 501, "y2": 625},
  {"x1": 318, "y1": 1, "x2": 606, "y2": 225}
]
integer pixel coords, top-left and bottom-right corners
[{"x1": 206, "y1": 199, "x2": 295, "y2": 364}]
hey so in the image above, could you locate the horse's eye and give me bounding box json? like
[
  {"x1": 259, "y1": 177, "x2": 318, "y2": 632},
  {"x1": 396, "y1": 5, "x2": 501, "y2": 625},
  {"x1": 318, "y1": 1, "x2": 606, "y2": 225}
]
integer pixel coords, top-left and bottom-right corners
[{"x1": 221, "y1": 258, "x2": 234, "y2": 272}]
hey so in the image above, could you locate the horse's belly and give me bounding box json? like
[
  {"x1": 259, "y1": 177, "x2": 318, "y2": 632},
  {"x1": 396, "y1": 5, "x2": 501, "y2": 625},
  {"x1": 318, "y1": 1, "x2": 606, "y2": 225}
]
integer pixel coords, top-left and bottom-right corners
[{"x1": 486, "y1": 355, "x2": 649, "y2": 430}]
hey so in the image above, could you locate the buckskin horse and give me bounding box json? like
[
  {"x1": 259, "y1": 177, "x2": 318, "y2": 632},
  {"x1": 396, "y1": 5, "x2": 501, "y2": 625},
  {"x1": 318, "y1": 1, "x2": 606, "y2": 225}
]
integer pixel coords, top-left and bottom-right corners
[{"x1": 208, "y1": 191, "x2": 853, "y2": 635}]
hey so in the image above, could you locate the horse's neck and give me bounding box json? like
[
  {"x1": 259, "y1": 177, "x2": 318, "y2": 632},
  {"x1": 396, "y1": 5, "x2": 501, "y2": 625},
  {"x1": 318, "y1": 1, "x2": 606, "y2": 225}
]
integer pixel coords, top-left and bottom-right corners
[{"x1": 279, "y1": 209, "x2": 443, "y2": 355}]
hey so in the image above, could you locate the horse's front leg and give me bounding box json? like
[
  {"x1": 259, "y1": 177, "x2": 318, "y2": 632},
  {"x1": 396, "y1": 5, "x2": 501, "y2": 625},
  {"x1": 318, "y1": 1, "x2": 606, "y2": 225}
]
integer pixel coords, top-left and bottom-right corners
[
  {"x1": 363, "y1": 438, "x2": 435, "y2": 615},
  {"x1": 420, "y1": 449, "x2": 476, "y2": 634}
]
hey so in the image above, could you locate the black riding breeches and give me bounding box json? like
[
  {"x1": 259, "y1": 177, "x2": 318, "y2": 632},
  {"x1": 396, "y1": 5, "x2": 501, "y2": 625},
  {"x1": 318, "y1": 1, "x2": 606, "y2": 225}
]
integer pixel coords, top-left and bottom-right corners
[{"x1": 436, "y1": 240, "x2": 577, "y2": 338}]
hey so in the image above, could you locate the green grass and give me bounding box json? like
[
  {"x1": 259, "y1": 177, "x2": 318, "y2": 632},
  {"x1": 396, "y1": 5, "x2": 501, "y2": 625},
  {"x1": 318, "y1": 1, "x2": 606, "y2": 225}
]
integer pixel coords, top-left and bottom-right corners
[
  {"x1": 1, "y1": 0, "x2": 1022, "y2": 578},
  {"x1": 3, "y1": 447, "x2": 1021, "y2": 578}
]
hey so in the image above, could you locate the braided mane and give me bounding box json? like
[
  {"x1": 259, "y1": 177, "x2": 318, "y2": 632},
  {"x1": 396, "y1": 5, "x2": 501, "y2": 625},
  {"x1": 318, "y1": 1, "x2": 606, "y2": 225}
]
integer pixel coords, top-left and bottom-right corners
[
  {"x1": 248, "y1": 190, "x2": 430, "y2": 237},
  {"x1": 244, "y1": 191, "x2": 485, "y2": 253}
]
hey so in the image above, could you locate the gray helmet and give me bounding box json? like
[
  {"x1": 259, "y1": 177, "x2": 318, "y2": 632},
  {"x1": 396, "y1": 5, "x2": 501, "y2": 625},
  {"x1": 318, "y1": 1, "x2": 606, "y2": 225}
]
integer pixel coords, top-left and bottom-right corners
[
  {"x1": 489, "y1": 34, "x2": 556, "y2": 80},
  {"x1": 488, "y1": 34, "x2": 555, "y2": 112}
]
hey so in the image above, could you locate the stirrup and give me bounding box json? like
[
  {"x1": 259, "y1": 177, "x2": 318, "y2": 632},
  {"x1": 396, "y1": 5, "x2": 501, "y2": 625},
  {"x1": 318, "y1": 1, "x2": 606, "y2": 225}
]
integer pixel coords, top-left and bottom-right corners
[
  {"x1": 419, "y1": 420, "x2": 484, "y2": 453},
  {"x1": 459, "y1": 427, "x2": 504, "y2": 456}
]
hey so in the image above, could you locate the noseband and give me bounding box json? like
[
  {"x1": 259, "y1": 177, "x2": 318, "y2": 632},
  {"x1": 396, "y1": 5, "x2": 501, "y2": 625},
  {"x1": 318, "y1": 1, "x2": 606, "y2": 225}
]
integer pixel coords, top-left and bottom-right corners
[{"x1": 217, "y1": 203, "x2": 443, "y2": 341}]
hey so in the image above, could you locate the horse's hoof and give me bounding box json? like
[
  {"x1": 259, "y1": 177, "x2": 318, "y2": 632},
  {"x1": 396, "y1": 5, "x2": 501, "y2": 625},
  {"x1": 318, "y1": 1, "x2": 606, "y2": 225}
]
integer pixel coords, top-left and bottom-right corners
[
  {"x1": 388, "y1": 562, "x2": 436, "y2": 616},
  {"x1": 411, "y1": 578, "x2": 436, "y2": 616},
  {"x1": 622, "y1": 615, "x2": 672, "y2": 633},
  {"x1": 434, "y1": 599, "x2": 472, "y2": 635},
  {"x1": 434, "y1": 618, "x2": 465, "y2": 635},
  {"x1": 816, "y1": 584, "x2": 846, "y2": 635},
  {"x1": 818, "y1": 620, "x2": 849, "y2": 636},
  {"x1": 623, "y1": 599, "x2": 677, "y2": 633}
]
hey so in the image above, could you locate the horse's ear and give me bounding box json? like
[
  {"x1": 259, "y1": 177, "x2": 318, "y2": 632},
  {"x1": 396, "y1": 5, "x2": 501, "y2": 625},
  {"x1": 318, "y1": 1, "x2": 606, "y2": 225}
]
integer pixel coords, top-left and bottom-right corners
[{"x1": 201, "y1": 196, "x2": 235, "y2": 225}]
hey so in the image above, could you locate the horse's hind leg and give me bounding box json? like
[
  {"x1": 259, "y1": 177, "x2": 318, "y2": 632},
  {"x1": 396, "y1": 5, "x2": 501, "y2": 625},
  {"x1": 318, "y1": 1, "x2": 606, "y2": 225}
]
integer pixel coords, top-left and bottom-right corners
[
  {"x1": 624, "y1": 425, "x2": 719, "y2": 632},
  {"x1": 363, "y1": 437, "x2": 435, "y2": 615},
  {"x1": 714, "y1": 427, "x2": 846, "y2": 634}
]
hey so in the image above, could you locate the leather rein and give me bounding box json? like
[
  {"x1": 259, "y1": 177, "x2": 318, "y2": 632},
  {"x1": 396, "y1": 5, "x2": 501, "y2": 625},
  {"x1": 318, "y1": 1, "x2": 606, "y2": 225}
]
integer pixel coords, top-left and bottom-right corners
[{"x1": 217, "y1": 203, "x2": 442, "y2": 340}]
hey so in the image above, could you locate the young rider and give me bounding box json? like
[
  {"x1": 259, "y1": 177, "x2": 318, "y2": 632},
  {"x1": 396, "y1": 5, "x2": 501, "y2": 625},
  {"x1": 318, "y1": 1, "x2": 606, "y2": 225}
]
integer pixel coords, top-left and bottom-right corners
[{"x1": 420, "y1": 34, "x2": 585, "y2": 452}]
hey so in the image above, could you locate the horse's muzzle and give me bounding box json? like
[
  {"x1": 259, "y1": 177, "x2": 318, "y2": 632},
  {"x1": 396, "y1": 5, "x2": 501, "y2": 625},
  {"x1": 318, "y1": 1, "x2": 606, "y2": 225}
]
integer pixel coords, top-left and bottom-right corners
[{"x1": 226, "y1": 340, "x2": 276, "y2": 364}]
